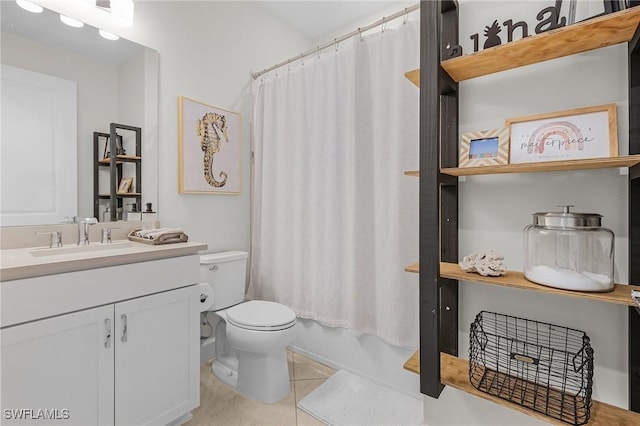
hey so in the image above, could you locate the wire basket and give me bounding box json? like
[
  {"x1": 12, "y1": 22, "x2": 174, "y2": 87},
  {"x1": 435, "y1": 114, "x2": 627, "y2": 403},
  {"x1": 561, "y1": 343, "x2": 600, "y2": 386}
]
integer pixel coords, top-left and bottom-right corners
[{"x1": 469, "y1": 311, "x2": 594, "y2": 425}]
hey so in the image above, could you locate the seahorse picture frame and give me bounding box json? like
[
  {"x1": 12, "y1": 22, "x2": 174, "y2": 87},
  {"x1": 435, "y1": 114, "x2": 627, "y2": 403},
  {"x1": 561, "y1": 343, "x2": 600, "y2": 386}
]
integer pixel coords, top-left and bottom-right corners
[{"x1": 178, "y1": 96, "x2": 241, "y2": 194}]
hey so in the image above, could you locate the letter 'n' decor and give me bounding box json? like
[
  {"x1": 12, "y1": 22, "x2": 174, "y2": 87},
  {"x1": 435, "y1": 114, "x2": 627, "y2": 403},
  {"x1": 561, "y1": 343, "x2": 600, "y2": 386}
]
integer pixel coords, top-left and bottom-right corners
[
  {"x1": 178, "y1": 96, "x2": 241, "y2": 194},
  {"x1": 506, "y1": 103, "x2": 618, "y2": 164}
]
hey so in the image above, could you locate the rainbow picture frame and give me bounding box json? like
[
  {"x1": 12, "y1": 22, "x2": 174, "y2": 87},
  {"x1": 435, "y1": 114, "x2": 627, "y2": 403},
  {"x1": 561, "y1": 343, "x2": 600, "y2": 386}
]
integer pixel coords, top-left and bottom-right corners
[{"x1": 506, "y1": 104, "x2": 618, "y2": 164}]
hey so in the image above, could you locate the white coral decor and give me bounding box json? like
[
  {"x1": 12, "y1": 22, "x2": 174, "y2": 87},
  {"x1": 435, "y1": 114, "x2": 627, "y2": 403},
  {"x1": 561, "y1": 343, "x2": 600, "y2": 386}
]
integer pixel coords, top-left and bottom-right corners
[{"x1": 459, "y1": 250, "x2": 506, "y2": 277}]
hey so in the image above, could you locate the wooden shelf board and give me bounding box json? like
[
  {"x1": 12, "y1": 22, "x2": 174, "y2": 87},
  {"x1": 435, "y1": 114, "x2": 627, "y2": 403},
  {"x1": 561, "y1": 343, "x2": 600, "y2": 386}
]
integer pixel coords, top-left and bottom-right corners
[
  {"x1": 99, "y1": 193, "x2": 142, "y2": 197},
  {"x1": 440, "y1": 262, "x2": 640, "y2": 307},
  {"x1": 98, "y1": 155, "x2": 141, "y2": 164},
  {"x1": 441, "y1": 8, "x2": 640, "y2": 82},
  {"x1": 404, "y1": 69, "x2": 419, "y2": 87},
  {"x1": 440, "y1": 155, "x2": 640, "y2": 176},
  {"x1": 405, "y1": 352, "x2": 640, "y2": 425},
  {"x1": 440, "y1": 353, "x2": 640, "y2": 426},
  {"x1": 403, "y1": 350, "x2": 420, "y2": 374},
  {"x1": 404, "y1": 170, "x2": 419, "y2": 177},
  {"x1": 405, "y1": 262, "x2": 419, "y2": 273}
]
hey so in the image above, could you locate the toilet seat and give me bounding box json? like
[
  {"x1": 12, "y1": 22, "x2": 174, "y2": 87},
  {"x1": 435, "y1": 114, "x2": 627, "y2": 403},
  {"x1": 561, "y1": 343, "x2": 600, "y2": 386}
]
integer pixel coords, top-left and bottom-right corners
[{"x1": 226, "y1": 300, "x2": 296, "y2": 331}]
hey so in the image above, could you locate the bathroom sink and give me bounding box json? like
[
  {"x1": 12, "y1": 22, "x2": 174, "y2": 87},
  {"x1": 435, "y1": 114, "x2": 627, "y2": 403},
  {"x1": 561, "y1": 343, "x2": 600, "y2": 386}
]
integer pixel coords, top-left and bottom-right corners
[{"x1": 30, "y1": 241, "x2": 133, "y2": 257}]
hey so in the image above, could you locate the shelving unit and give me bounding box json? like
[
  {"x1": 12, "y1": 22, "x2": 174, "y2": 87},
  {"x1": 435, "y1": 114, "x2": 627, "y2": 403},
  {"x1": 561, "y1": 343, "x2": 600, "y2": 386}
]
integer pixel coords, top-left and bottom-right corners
[
  {"x1": 93, "y1": 123, "x2": 142, "y2": 221},
  {"x1": 408, "y1": 1, "x2": 640, "y2": 423}
]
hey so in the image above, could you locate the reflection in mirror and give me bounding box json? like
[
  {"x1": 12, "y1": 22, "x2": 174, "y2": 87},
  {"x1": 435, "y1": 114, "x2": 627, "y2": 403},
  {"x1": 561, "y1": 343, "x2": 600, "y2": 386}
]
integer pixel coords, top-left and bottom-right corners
[{"x1": 1, "y1": 1, "x2": 158, "y2": 226}]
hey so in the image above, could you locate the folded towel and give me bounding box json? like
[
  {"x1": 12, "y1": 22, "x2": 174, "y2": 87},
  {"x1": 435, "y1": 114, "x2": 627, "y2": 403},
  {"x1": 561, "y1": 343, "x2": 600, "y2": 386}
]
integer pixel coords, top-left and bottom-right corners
[
  {"x1": 130, "y1": 228, "x2": 189, "y2": 245},
  {"x1": 156, "y1": 233, "x2": 189, "y2": 244},
  {"x1": 134, "y1": 228, "x2": 184, "y2": 239}
]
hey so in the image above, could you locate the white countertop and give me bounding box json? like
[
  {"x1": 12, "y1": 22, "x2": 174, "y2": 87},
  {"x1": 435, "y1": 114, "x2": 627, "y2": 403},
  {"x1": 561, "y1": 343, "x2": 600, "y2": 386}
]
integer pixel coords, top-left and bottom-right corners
[{"x1": 0, "y1": 240, "x2": 208, "y2": 281}]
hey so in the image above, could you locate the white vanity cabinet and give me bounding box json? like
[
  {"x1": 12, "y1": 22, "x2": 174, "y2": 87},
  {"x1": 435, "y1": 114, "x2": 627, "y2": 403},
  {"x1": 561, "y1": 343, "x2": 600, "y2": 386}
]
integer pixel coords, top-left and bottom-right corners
[
  {"x1": 0, "y1": 252, "x2": 203, "y2": 426},
  {"x1": 1, "y1": 305, "x2": 115, "y2": 425},
  {"x1": 114, "y1": 285, "x2": 199, "y2": 426}
]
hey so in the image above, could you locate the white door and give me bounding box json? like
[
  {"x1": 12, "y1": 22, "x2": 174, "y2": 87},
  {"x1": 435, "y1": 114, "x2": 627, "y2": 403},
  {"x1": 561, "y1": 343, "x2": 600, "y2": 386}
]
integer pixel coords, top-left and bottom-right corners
[
  {"x1": 114, "y1": 286, "x2": 200, "y2": 426},
  {"x1": 0, "y1": 64, "x2": 77, "y2": 226},
  {"x1": 0, "y1": 305, "x2": 114, "y2": 426}
]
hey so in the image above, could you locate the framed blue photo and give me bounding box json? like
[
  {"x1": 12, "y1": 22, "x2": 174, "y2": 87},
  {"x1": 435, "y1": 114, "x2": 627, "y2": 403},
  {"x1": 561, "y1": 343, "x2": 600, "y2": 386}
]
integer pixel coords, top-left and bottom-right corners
[{"x1": 459, "y1": 128, "x2": 509, "y2": 167}]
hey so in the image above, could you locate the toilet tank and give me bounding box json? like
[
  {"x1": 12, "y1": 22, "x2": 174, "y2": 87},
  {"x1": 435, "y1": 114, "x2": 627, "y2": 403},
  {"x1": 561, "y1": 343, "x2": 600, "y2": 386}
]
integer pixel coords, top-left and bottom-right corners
[{"x1": 200, "y1": 251, "x2": 248, "y2": 311}]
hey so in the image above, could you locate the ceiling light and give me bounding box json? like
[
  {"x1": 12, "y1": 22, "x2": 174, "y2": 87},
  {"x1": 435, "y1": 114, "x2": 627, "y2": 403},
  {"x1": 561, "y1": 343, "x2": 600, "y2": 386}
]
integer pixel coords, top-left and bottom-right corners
[
  {"x1": 16, "y1": 0, "x2": 43, "y2": 13},
  {"x1": 60, "y1": 14, "x2": 84, "y2": 28},
  {"x1": 99, "y1": 29, "x2": 119, "y2": 40}
]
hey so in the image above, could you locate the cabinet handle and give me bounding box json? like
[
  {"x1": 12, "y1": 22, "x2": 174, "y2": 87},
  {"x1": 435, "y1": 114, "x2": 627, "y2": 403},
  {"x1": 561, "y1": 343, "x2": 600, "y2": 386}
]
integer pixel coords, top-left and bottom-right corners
[
  {"x1": 104, "y1": 319, "x2": 111, "y2": 348},
  {"x1": 121, "y1": 314, "x2": 128, "y2": 343}
]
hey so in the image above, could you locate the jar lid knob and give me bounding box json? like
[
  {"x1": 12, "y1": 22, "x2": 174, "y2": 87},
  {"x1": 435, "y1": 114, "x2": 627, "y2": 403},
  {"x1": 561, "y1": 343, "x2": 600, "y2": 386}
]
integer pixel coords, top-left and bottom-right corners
[{"x1": 557, "y1": 204, "x2": 575, "y2": 213}]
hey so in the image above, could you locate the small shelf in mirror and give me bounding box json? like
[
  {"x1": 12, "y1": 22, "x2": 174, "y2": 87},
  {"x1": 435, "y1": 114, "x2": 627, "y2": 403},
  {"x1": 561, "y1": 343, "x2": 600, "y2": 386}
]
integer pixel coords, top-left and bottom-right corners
[
  {"x1": 98, "y1": 155, "x2": 142, "y2": 165},
  {"x1": 99, "y1": 193, "x2": 142, "y2": 198}
]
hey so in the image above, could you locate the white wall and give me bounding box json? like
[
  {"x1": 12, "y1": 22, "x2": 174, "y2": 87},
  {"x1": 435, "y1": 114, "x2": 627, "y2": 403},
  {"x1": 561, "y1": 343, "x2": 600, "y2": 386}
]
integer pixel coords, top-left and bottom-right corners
[
  {"x1": 424, "y1": 1, "x2": 631, "y2": 424},
  {"x1": 99, "y1": 1, "x2": 314, "y2": 254},
  {"x1": 313, "y1": 0, "x2": 418, "y2": 46}
]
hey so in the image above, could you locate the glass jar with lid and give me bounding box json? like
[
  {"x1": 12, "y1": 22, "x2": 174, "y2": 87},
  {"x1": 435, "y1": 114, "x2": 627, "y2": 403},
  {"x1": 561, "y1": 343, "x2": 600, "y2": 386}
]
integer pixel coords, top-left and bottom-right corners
[{"x1": 523, "y1": 205, "x2": 614, "y2": 292}]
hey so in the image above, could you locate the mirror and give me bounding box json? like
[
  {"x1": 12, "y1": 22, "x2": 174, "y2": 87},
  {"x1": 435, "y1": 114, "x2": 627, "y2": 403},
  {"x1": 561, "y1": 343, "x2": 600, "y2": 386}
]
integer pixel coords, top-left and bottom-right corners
[{"x1": 0, "y1": 1, "x2": 158, "y2": 226}]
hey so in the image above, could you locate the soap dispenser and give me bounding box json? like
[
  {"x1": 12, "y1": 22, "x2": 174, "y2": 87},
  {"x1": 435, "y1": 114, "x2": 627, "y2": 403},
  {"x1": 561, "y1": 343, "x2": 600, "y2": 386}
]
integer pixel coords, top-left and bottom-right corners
[{"x1": 142, "y1": 202, "x2": 156, "y2": 222}]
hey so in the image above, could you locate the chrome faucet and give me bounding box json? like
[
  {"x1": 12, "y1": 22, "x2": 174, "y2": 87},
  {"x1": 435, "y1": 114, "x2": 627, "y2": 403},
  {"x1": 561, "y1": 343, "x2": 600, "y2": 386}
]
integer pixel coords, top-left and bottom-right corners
[
  {"x1": 78, "y1": 217, "x2": 98, "y2": 246},
  {"x1": 101, "y1": 227, "x2": 120, "y2": 244},
  {"x1": 37, "y1": 230, "x2": 63, "y2": 248}
]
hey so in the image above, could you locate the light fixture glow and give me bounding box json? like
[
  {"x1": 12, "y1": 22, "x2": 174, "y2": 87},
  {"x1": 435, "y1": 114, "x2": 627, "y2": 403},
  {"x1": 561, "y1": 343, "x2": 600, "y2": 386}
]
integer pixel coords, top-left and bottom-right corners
[
  {"x1": 16, "y1": 0, "x2": 43, "y2": 13},
  {"x1": 99, "y1": 29, "x2": 119, "y2": 41},
  {"x1": 60, "y1": 14, "x2": 84, "y2": 28}
]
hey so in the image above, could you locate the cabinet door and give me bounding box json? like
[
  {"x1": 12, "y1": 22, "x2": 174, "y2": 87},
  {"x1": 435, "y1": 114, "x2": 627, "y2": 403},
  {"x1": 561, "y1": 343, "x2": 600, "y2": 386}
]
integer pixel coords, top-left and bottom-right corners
[
  {"x1": 0, "y1": 305, "x2": 114, "y2": 426},
  {"x1": 114, "y1": 286, "x2": 199, "y2": 426}
]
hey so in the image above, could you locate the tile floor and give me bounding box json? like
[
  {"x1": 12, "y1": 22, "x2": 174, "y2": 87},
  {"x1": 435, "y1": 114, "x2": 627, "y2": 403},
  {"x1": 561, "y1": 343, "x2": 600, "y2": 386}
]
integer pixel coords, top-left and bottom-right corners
[{"x1": 187, "y1": 350, "x2": 336, "y2": 426}]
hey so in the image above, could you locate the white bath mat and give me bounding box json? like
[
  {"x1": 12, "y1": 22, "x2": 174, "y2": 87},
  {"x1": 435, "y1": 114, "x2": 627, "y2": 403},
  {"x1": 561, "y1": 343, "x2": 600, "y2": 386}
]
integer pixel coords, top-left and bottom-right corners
[{"x1": 297, "y1": 370, "x2": 423, "y2": 426}]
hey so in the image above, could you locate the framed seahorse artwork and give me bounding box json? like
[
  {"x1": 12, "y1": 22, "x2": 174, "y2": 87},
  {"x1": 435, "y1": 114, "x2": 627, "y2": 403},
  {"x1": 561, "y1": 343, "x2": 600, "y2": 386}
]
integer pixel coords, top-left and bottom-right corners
[{"x1": 178, "y1": 96, "x2": 241, "y2": 194}]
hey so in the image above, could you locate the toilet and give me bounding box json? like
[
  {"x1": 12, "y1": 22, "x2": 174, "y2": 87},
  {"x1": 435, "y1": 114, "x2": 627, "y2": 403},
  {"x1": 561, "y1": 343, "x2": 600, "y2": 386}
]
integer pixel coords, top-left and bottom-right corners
[{"x1": 199, "y1": 251, "x2": 297, "y2": 403}]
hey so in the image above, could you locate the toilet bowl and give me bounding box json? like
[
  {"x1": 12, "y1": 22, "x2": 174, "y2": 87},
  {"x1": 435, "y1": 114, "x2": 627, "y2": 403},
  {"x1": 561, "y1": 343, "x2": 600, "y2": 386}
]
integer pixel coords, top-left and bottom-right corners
[{"x1": 200, "y1": 252, "x2": 298, "y2": 403}]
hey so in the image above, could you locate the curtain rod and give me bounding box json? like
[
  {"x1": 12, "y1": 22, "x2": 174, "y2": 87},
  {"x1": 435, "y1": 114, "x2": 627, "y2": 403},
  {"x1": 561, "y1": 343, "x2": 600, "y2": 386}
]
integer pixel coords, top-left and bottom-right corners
[{"x1": 252, "y1": 3, "x2": 420, "y2": 80}]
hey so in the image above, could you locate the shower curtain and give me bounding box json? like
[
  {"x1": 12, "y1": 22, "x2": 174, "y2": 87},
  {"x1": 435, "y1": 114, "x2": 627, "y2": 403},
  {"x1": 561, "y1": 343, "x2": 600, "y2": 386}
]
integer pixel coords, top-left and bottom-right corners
[{"x1": 250, "y1": 21, "x2": 419, "y2": 348}]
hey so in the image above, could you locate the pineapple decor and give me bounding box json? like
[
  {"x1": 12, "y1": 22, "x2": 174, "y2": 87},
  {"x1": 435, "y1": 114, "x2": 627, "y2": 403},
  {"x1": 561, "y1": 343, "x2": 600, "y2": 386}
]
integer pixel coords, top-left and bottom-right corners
[{"x1": 483, "y1": 20, "x2": 502, "y2": 49}]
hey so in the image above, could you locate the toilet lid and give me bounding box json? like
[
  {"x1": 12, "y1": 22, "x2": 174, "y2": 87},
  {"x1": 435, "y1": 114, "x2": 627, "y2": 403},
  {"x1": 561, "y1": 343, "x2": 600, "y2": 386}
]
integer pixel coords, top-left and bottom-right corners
[{"x1": 226, "y1": 300, "x2": 296, "y2": 331}]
